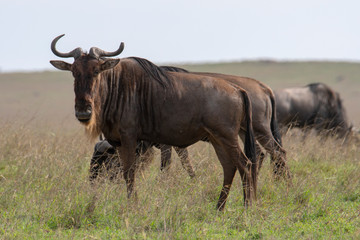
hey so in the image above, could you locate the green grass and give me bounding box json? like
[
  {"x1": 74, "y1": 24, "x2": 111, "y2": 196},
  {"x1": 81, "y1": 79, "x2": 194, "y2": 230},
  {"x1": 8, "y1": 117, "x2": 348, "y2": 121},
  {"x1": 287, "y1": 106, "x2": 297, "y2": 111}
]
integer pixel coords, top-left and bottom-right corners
[
  {"x1": 1, "y1": 61, "x2": 360, "y2": 239},
  {"x1": 0, "y1": 122, "x2": 359, "y2": 239}
]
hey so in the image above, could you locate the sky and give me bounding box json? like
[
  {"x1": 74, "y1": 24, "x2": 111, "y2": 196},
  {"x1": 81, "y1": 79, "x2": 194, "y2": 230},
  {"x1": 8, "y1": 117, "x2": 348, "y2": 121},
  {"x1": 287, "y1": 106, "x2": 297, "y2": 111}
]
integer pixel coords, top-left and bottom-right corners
[{"x1": 1, "y1": 0, "x2": 360, "y2": 72}]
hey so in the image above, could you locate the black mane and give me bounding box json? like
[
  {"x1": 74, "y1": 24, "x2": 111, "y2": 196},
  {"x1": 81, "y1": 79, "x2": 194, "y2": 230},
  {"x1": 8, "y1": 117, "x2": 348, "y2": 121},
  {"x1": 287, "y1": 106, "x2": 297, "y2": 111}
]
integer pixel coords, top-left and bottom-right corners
[
  {"x1": 129, "y1": 57, "x2": 172, "y2": 88},
  {"x1": 160, "y1": 65, "x2": 189, "y2": 73}
]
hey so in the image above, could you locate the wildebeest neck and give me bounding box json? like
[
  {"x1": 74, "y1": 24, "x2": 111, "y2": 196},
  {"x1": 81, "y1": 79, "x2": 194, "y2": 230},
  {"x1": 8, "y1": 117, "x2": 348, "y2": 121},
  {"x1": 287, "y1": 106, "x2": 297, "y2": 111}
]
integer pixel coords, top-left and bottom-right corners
[{"x1": 98, "y1": 58, "x2": 174, "y2": 140}]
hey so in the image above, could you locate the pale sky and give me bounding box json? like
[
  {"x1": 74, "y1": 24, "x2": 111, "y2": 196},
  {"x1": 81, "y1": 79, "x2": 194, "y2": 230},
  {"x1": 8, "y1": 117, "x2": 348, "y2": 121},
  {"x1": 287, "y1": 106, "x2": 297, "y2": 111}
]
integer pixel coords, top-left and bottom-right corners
[{"x1": 1, "y1": 0, "x2": 360, "y2": 72}]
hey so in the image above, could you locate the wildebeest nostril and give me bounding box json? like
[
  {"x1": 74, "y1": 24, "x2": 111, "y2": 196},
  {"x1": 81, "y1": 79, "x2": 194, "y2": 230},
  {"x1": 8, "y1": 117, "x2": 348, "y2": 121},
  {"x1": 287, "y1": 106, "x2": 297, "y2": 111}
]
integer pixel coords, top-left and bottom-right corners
[
  {"x1": 86, "y1": 107, "x2": 92, "y2": 114},
  {"x1": 75, "y1": 107, "x2": 92, "y2": 122}
]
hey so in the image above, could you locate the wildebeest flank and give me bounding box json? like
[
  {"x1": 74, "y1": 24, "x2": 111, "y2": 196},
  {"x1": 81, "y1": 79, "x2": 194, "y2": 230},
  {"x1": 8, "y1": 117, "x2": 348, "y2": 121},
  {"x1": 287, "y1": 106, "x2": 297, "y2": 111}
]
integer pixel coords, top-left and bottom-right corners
[
  {"x1": 50, "y1": 34, "x2": 257, "y2": 210},
  {"x1": 275, "y1": 83, "x2": 352, "y2": 139}
]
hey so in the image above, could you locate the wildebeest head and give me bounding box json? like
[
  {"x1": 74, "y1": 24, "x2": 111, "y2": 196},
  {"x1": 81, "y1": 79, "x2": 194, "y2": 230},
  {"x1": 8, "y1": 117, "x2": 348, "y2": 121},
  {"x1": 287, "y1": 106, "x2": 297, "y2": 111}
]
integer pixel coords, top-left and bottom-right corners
[
  {"x1": 49, "y1": 34, "x2": 124, "y2": 124},
  {"x1": 324, "y1": 91, "x2": 352, "y2": 138},
  {"x1": 89, "y1": 140, "x2": 120, "y2": 182}
]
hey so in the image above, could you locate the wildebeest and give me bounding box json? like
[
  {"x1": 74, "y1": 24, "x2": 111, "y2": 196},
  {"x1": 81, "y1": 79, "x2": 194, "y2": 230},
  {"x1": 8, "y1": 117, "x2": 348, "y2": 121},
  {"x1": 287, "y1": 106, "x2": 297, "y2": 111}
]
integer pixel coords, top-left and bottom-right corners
[
  {"x1": 50, "y1": 34, "x2": 257, "y2": 210},
  {"x1": 88, "y1": 66, "x2": 291, "y2": 183},
  {"x1": 274, "y1": 83, "x2": 353, "y2": 139},
  {"x1": 157, "y1": 67, "x2": 290, "y2": 178}
]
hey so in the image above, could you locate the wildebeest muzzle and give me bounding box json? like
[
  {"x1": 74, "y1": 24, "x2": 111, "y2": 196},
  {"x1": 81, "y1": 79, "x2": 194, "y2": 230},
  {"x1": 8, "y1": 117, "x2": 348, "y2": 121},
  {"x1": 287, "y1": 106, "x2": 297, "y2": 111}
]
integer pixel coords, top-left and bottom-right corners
[{"x1": 75, "y1": 105, "x2": 92, "y2": 123}]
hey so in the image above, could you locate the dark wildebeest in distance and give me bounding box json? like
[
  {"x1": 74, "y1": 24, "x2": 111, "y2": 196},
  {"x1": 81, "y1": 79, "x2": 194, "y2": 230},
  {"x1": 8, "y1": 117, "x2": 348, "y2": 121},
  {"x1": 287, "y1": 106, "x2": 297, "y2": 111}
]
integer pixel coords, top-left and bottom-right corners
[
  {"x1": 274, "y1": 83, "x2": 353, "y2": 139},
  {"x1": 50, "y1": 34, "x2": 257, "y2": 210}
]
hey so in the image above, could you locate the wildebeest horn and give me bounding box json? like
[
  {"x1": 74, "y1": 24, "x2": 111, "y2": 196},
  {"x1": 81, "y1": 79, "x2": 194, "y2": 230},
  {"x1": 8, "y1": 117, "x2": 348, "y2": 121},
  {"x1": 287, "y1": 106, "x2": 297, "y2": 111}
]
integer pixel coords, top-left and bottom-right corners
[
  {"x1": 89, "y1": 42, "x2": 125, "y2": 59},
  {"x1": 51, "y1": 34, "x2": 84, "y2": 59}
]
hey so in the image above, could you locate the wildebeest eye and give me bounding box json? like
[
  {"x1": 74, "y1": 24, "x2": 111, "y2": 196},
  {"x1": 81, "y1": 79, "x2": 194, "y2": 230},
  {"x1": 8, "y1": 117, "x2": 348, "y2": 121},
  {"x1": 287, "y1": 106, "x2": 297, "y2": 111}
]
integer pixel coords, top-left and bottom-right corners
[{"x1": 93, "y1": 70, "x2": 100, "y2": 76}]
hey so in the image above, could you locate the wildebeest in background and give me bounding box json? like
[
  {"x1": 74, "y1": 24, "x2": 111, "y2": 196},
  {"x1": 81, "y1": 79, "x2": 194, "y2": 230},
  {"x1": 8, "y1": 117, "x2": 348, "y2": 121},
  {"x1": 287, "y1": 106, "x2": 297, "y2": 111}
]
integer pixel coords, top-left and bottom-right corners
[
  {"x1": 159, "y1": 67, "x2": 291, "y2": 179},
  {"x1": 50, "y1": 34, "x2": 257, "y2": 210},
  {"x1": 274, "y1": 83, "x2": 353, "y2": 139}
]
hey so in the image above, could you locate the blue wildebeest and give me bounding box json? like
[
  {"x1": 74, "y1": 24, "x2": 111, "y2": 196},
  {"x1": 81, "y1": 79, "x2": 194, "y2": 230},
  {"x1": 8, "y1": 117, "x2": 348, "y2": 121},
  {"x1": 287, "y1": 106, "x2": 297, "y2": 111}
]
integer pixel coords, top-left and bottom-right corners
[
  {"x1": 274, "y1": 83, "x2": 353, "y2": 139},
  {"x1": 89, "y1": 66, "x2": 291, "y2": 184},
  {"x1": 159, "y1": 67, "x2": 290, "y2": 178},
  {"x1": 50, "y1": 34, "x2": 257, "y2": 210}
]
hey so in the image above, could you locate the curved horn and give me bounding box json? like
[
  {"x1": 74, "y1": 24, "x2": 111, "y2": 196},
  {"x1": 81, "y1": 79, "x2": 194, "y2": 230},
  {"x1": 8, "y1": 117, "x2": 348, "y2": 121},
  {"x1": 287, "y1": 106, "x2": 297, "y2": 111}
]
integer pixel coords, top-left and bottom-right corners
[
  {"x1": 89, "y1": 42, "x2": 125, "y2": 59},
  {"x1": 51, "y1": 34, "x2": 83, "y2": 59}
]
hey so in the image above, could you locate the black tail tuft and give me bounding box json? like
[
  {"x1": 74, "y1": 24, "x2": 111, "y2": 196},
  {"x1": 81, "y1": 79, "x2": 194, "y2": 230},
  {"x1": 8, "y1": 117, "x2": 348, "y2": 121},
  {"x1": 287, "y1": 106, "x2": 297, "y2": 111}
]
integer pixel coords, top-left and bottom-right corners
[
  {"x1": 241, "y1": 90, "x2": 258, "y2": 196},
  {"x1": 242, "y1": 91, "x2": 256, "y2": 164},
  {"x1": 270, "y1": 93, "x2": 283, "y2": 146}
]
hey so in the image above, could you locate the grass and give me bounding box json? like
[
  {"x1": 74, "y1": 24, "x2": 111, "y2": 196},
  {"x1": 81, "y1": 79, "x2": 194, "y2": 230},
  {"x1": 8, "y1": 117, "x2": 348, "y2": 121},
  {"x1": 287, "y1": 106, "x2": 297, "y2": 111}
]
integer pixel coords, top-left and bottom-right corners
[
  {"x1": 0, "y1": 61, "x2": 360, "y2": 239},
  {"x1": 0, "y1": 121, "x2": 359, "y2": 239}
]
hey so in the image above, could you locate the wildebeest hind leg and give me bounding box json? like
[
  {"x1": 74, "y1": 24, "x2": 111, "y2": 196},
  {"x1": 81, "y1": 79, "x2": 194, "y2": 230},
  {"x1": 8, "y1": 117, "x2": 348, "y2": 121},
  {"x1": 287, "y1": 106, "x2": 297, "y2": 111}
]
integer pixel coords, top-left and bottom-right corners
[
  {"x1": 239, "y1": 130, "x2": 265, "y2": 176},
  {"x1": 211, "y1": 139, "x2": 254, "y2": 209},
  {"x1": 212, "y1": 143, "x2": 236, "y2": 211}
]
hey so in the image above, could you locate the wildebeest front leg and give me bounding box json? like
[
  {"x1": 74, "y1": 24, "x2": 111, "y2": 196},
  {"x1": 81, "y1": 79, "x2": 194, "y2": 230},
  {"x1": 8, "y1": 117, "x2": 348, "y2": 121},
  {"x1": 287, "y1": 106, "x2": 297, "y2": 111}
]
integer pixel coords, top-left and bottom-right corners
[
  {"x1": 118, "y1": 139, "x2": 138, "y2": 198},
  {"x1": 173, "y1": 147, "x2": 195, "y2": 178},
  {"x1": 249, "y1": 127, "x2": 291, "y2": 180},
  {"x1": 160, "y1": 144, "x2": 172, "y2": 171},
  {"x1": 160, "y1": 145, "x2": 196, "y2": 178},
  {"x1": 256, "y1": 143, "x2": 266, "y2": 174}
]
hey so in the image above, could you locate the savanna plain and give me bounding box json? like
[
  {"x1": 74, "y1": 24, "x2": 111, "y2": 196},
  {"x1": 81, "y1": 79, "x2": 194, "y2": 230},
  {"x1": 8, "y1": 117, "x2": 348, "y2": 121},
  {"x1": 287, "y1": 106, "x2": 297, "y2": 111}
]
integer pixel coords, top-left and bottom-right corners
[{"x1": 0, "y1": 61, "x2": 359, "y2": 239}]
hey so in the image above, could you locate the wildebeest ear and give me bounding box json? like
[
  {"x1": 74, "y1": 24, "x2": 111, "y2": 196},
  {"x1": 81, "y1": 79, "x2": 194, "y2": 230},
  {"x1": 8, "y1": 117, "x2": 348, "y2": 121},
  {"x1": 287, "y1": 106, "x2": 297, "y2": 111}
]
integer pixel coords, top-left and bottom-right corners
[
  {"x1": 101, "y1": 59, "x2": 120, "y2": 71},
  {"x1": 50, "y1": 60, "x2": 72, "y2": 71}
]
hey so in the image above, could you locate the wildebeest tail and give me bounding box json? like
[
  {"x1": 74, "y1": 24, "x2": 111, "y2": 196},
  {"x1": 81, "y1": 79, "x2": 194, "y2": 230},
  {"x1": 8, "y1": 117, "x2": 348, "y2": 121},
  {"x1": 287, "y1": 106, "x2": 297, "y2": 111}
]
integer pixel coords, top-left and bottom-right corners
[
  {"x1": 240, "y1": 89, "x2": 257, "y2": 189},
  {"x1": 270, "y1": 92, "x2": 283, "y2": 146},
  {"x1": 241, "y1": 90, "x2": 256, "y2": 164}
]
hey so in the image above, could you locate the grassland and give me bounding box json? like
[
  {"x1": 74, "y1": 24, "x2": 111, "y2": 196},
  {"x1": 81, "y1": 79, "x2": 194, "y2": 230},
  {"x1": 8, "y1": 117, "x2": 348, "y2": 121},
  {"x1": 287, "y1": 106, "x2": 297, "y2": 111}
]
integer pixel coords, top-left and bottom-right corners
[{"x1": 0, "y1": 61, "x2": 359, "y2": 239}]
